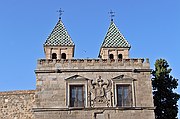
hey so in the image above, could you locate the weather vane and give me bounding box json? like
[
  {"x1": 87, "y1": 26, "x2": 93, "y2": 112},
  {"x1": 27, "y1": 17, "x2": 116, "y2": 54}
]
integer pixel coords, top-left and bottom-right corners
[
  {"x1": 57, "y1": 8, "x2": 64, "y2": 19},
  {"x1": 108, "y1": 10, "x2": 115, "y2": 21}
]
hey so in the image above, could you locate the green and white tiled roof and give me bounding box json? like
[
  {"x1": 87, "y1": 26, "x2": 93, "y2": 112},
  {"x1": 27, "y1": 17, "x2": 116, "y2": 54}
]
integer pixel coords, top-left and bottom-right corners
[
  {"x1": 101, "y1": 21, "x2": 130, "y2": 48},
  {"x1": 44, "y1": 19, "x2": 74, "y2": 46}
]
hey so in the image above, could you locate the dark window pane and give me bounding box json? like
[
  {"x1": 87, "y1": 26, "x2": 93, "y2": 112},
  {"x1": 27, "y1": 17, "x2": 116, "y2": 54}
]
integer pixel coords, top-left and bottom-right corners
[
  {"x1": 117, "y1": 85, "x2": 131, "y2": 107},
  {"x1": 109, "y1": 54, "x2": 114, "y2": 59},
  {"x1": 123, "y1": 87, "x2": 129, "y2": 106},
  {"x1": 77, "y1": 87, "x2": 83, "y2": 107},
  {"x1": 70, "y1": 85, "x2": 84, "y2": 107},
  {"x1": 52, "y1": 53, "x2": 57, "y2": 59},
  {"x1": 117, "y1": 87, "x2": 123, "y2": 106},
  {"x1": 61, "y1": 53, "x2": 66, "y2": 59},
  {"x1": 118, "y1": 54, "x2": 123, "y2": 59},
  {"x1": 70, "y1": 86, "x2": 76, "y2": 107}
]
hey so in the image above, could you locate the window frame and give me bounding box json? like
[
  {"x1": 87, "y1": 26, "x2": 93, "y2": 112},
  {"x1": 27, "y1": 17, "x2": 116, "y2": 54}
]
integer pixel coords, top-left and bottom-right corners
[
  {"x1": 112, "y1": 76, "x2": 136, "y2": 107},
  {"x1": 116, "y1": 84, "x2": 132, "y2": 107},
  {"x1": 65, "y1": 76, "x2": 88, "y2": 108},
  {"x1": 69, "y1": 85, "x2": 85, "y2": 107},
  {"x1": 67, "y1": 83, "x2": 87, "y2": 108}
]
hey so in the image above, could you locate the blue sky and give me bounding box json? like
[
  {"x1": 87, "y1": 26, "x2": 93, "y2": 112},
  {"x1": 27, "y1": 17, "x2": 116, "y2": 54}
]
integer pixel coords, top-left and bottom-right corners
[{"x1": 0, "y1": 0, "x2": 180, "y2": 116}]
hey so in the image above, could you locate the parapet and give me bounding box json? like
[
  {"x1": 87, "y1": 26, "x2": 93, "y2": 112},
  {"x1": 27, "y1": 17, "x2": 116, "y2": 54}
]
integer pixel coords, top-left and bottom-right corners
[
  {"x1": 0, "y1": 90, "x2": 35, "y2": 95},
  {"x1": 36, "y1": 58, "x2": 150, "y2": 71}
]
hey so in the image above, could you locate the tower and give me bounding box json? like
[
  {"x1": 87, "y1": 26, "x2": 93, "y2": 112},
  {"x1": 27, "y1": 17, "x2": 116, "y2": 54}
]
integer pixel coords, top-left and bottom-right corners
[
  {"x1": 44, "y1": 19, "x2": 75, "y2": 59},
  {"x1": 33, "y1": 16, "x2": 155, "y2": 119},
  {"x1": 99, "y1": 20, "x2": 130, "y2": 59}
]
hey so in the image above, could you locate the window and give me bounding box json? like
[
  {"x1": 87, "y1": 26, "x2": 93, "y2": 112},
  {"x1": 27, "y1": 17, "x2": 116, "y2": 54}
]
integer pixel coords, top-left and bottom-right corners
[
  {"x1": 117, "y1": 85, "x2": 132, "y2": 107},
  {"x1": 118, "y1": 54, "x2": 123, "y2": 59},
  {"x1": 70, "y1": 85, "x2": 85, "y2": 107},
  {"x1": 61, "y1": 53, "x2": 66, "y2": 59},
  {"x1": 52, "y1": 53, "x2": 57, "y2": 59},
  {"x1": 66, "y1": 75, "x2": 88, "y2": 108},
  {"x1": 109, "y1": 54, "x2": 114, "y2": 59}
]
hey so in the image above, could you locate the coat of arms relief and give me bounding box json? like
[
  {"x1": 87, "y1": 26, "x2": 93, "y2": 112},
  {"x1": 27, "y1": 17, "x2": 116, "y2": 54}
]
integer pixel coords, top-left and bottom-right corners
[{"x1": 89, "y1": 76, "x2": 112, "y2": 107}]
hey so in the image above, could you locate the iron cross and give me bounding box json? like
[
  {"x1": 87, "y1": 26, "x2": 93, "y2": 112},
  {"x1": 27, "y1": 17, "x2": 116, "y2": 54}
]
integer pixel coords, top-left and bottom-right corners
[
  {"x1": 109, "y1": 10, "x2": 115, "y2": 21},
  {"x1": 57, "y1": 8, "x2": 64, "y2": 19}
]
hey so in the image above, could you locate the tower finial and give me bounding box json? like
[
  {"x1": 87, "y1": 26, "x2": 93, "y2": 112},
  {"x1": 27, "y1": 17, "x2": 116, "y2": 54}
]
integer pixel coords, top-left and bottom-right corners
[
  {"x1": 57, "y1": 8, "x2": 64, "y2": 19},
  {"x1": 108, "y1": 10, "x2": 115, "y2": 21}
]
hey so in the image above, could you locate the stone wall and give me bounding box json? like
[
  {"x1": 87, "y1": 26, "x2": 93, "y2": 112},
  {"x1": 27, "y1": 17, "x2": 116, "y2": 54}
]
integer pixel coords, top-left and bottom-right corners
[
  {"x1": 34, "y1": 108, "x2": 155, "y2": 119},
  {"x1": 34, "y1": 71, "x2": 154, "y2": 108},
  {"x1": 0, "y1": 90, "x2": 35, "y2": 119},
  {"x1": 33, "y1": 58, "x2": 155, "y2": 119}
]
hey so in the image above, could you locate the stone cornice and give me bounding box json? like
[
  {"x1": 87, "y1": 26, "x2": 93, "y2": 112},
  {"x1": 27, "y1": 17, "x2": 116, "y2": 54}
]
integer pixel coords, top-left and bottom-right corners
[
  {"x1": 32, "y1": 107, "x2": 155, "y2": 112},
  {"x1": 35, "y1": 69, "x2": 152, "y2": 74}
]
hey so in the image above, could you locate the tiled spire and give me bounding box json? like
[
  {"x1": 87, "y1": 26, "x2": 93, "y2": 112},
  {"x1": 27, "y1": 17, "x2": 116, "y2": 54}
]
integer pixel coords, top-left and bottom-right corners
[
  {"x1": 101, "y1": 21, "x2": 130, "y2": 48},
  {"x1": 44, "y1": 19, "x2": 74, "y2": 46}
]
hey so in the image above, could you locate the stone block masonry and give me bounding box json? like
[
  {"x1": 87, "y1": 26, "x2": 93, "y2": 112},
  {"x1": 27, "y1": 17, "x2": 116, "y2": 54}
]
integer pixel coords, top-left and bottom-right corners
[
  {"x1": 33, "y1": 58, "x2": 155, "y2": 119},
  {"x1": 0, "y1": 90, "x2": 35, "y2": 119}
]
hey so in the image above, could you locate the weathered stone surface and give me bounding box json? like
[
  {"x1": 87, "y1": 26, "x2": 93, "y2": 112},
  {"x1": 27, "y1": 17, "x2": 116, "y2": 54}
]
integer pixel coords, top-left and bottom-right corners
[
  {"x1": 33, "y1": 58, "x2": 155, "y2": 119},
  {"x1": 0, "y1": 90, "x2": 35, "y2": 119},
  {"x1": 33, "y1": 108, "x2": 155, "y2": 119}
]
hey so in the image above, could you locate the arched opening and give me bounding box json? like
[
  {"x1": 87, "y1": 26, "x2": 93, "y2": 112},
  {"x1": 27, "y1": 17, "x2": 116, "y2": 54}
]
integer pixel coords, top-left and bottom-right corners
[
  {"x1": 52, "y1": 53, "x2": 57, "y2": 59},
  {"x1": 118, "y1": 54, "x2": 123, "y2": 59},
  {"x1": 61, "y1": 53, "x2": 66, "y2": 59},
  {"x1": 109, "y1": 54, "x2": 114, "y2": 59}
]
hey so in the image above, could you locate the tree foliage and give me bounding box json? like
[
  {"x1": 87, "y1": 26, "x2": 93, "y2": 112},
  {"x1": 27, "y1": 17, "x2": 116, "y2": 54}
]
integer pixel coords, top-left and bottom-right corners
[{"x1": 152, "y1": 59, "x2": 180, "y2": 119}]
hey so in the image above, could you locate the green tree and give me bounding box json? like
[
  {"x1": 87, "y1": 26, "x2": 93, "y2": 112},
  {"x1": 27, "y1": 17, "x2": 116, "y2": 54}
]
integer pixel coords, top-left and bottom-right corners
[{"x1": 152, "y1": 59, "x2": 180, "y2": 119}]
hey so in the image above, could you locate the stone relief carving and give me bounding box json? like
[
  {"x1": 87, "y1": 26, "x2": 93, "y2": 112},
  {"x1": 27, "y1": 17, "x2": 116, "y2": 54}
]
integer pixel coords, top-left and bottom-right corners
[{"x1": 89, "y1": 76, "x2": 112, "y2": 107}]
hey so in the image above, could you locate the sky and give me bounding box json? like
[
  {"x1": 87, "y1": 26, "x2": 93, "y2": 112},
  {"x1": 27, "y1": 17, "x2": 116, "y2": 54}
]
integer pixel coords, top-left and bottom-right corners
[{"x1": 0, "y1": 0, "x2": 179, "y2": 117}]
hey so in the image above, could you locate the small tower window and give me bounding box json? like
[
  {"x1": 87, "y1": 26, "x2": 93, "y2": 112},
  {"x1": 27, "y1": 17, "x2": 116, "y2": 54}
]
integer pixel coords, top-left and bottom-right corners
[
  {"x1": 118, "y1": 54, "x2": 123, "y2": 59},
  {"x1": 61, "y1": 53, "x2": 66, "y2": 59},
  {"x1": 109, "y1": 54, "x2": 114, "y2": 59},
  {"x1": 52, "y1": 53, "x2": 57, "y2": 59}
]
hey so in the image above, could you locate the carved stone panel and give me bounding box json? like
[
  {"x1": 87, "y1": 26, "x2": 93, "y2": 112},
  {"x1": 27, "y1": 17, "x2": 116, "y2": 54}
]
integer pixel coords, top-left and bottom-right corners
[{"x1": 89, "y1": 76, "x2": 112, "y2": 107}]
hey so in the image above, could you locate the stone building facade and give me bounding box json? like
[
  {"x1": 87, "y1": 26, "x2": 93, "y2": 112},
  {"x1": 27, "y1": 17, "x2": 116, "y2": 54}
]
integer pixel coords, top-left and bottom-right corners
[{"x1": 0, "y1": 18, "x2": 155, "y2": 119}]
